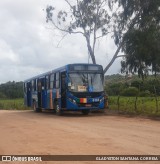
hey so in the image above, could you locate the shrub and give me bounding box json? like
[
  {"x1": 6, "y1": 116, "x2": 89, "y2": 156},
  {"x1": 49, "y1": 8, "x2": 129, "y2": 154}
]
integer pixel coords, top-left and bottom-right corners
[
  {"x1": 139, "y1": 90, "x2": 151, "y2": 97},
  {"x1": 121, "y1": 87, "x2": 139, "y2": 97}
]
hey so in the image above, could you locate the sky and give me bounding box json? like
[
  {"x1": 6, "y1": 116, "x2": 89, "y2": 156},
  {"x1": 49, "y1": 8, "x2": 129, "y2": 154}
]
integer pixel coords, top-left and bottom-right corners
[{"x1": 0, "y1": 0, "x2": 122, "y2": 84}]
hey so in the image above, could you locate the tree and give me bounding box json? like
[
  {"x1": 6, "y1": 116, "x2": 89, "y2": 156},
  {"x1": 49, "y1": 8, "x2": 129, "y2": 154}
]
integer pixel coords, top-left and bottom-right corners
[
  {"x1": 46, "y1": 0, "x2": 125, "y2": 73},
  {"x1": 113, "y1": 0, "x2": 160, "y2": 78},
  {"x1": 46, "y1": 0, "x2": 112, "y2": 64},
  {"x1": 121, "y1": 27, "x2": 160, "y2": 79},
  {"x1": 46, "y1": 0, "x2": 160, "y2": 75},
  {"x1": 0, "y1": 81, "x2": 23, "y2": 99}
]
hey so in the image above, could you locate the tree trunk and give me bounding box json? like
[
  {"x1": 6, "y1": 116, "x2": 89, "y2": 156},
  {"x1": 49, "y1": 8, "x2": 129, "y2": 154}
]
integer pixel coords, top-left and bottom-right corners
[
  {"x1": 103, "y1": 13, "x2": 140, "y2": 74},
  {"x1": 103, "y1": 41, "x2": 123, "y2": 74},
  {"x1": 85, "y1": 35, "x2": 96, "y2": 64}
]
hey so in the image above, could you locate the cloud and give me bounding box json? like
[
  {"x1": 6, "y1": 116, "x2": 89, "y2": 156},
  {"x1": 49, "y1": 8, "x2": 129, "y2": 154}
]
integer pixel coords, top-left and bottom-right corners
[{"x1": 0, "y1": 0, "x2": 121, "y2": 83}]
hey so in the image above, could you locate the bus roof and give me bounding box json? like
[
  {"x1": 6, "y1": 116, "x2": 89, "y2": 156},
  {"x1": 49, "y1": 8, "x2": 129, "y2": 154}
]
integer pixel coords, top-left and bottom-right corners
[{"x1": 24, "y1": 63, "x2": 103, "y2": 82}]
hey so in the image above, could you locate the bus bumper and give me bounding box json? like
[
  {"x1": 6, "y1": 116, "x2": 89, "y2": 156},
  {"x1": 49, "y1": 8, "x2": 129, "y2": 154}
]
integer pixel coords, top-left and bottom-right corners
[{"x1": 66, "y1": 98, "x2": 104, "y2": 111}]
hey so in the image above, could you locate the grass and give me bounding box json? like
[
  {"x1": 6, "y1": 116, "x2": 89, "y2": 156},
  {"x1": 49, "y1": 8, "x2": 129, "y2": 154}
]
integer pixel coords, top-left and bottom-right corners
[
  {"x1": 108, "y1": 96, "x2": 160, "y2": 117},
  {"x1": 1, "y1": 97, "x2": 160, "y2": 117},
  {"x1": 0, "y1": 98, "x2": 30, "y2": 110}
]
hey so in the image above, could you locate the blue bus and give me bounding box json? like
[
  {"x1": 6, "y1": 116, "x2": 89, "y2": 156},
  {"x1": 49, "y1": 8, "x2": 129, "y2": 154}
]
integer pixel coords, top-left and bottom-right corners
[{"x1": 24, "y1": 63, "x2": 105, "y2": 115}]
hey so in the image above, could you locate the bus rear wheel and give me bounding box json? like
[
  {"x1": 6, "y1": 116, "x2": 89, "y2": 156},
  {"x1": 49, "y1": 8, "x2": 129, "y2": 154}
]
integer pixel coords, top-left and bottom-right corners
[
  {"x1": 55, "y1": 102, "x2": 62, "y2": 116},
  {"x1": 33, "y1": 101, "x2": 41, "y2": 112},
  {"x1": 82, "y1": 110, "x2": 90, "y2": 115}
]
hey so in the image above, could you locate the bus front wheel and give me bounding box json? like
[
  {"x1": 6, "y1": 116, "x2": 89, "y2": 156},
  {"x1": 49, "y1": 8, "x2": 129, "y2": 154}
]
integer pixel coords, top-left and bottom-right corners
[{"x1": 82, "y1": 110, "x2": 90, "y2": 115}]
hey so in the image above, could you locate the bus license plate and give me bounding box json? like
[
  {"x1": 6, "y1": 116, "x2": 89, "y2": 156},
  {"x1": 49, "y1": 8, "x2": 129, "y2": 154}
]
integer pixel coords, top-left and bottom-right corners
[{"x1": 85, "y1": 104, "x2": 91, "y2": 107}]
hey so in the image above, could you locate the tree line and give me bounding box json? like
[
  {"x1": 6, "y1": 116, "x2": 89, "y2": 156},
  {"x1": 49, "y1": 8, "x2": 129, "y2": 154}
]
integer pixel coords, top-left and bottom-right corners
[
  {"x1": 1, "y1": 76, "x2": 160, "y2": 99},
  {"x1": 105, "y1": 74, "x2": 160, "y2": 97},
  {"x1": 0, "y1": 81, "x2": 23, "y2": 99}
]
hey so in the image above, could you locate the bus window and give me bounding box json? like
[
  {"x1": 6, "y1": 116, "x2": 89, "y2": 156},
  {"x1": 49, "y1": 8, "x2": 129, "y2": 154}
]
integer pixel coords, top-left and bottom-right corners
[
  {"x1": 50, "y1": 73, "x2": 55, "y2": 89},
  {"x1": 31, "y1": 80, "x2": 33, "y2": 91},
  {"x1": 37, "y1": 80, "x2": 41, "y2": 91},
  {"x1": 46, "y1": 75, "x2": 50, "y2": 89},
  {"x1": 34, "y1": 79, "x2": 37, "y2": 91},
  {"x1": 41, "y1": 78, "x2": 45, "y2": 90},
  {"x1": 56, "y1": 72, "x2": 59, "y2": 88}
]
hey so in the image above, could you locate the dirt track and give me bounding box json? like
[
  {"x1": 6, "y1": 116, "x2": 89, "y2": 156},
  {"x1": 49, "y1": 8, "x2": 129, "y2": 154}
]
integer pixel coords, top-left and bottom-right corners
[{"x1": 0, "y1": 110, "x2": 160, "y2": 163}]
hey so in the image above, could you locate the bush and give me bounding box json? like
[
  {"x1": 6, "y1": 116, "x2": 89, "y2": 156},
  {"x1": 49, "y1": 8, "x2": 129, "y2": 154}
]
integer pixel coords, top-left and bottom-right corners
[
  {"x1": 121, "y1": 87, "x2": 139, "y2": 97},
  {"x1": 0, "y1": 92, "x2": 7, "y2": 99},
  {"x1": 139, "y1": 90, "x2": 151, "y2": 97}
]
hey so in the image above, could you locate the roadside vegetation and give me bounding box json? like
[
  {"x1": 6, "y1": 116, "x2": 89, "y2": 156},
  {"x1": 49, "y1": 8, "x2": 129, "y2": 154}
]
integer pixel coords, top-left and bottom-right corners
[
  {"x1": 0, "y1": 98, "x2": 29, "y2": 110},
  {"x1": 1, "y1": 76, "x2": 160, "y2": 117},
  {"x1": 0, "y1": 81, "x2": 26, "y2": 110},
  {"x1": 105, "y1": 74, "x2": 160, "y2": 97},
  {"x1": 105, "y1": 74, "x2": 160, "y2": 116},
  {"x1": 108, "y1": 96, "x2": 160, "y2": 117},
  {"x1": 0, "y1": 81, "x2": 23, "y2": 99}
]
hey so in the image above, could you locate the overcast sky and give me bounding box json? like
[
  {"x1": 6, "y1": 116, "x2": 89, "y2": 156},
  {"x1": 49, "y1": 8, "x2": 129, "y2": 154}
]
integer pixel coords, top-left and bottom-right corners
[{"x1": 0, "y1": 0, "x2": 122, "y2": 84}]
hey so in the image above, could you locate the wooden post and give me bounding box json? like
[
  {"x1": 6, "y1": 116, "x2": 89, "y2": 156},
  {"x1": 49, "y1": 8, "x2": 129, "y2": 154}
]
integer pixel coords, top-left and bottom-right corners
[
  {"x1": 117, "y1": 96, "x2": 120, "y2": 112},
  {"x1": 154, "y1": 86, "x2": 158, "y2": 113},
  {"x1": 135, "y1": 96, "x2": 138, "y2": 112}
]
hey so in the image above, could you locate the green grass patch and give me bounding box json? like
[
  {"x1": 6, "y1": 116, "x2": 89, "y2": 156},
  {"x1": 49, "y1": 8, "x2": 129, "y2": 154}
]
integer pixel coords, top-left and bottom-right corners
[
  {"x1": 108, "y1": 96, "x2": 160, "y2": 117},
  {"x1": 0, "y1": 98, "x2": 30, "y2": 110}
]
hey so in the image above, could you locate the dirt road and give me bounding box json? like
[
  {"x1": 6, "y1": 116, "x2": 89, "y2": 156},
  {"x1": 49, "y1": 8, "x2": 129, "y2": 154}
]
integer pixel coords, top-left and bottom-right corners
[{"x1": 0, "y1": 110, "x2": 160, "y2": 163}]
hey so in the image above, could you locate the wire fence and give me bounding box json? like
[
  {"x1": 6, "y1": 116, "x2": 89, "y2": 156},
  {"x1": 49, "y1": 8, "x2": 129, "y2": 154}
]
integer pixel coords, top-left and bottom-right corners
[{"x1": 108, "y1": 96, "x2": 160, "y2": 115}]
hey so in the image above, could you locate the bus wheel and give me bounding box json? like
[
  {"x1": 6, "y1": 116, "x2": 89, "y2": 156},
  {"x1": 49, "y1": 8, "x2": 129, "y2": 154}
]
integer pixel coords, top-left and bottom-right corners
[
  {"x1": 55, "y1": 102, "x2": 62, "y2": 116},
  {"x1": 33, "y1": 101, "x2": 41, "y2": 112},
  {"x1": 36, "y1": 108, "x2": 42, "y2": 112},
  {"x1": 82, "y1": 110, "x2": 90, "y2": 115},
  {"x1": 33, "y1": 101, "x2": 36, "y2": 111}
]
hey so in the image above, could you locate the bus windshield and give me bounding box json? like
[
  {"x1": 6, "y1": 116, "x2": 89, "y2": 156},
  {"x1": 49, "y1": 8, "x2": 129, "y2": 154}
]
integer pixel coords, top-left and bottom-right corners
[{"x1": 68, "y1": 73, "x2": 104, "y2": 92}]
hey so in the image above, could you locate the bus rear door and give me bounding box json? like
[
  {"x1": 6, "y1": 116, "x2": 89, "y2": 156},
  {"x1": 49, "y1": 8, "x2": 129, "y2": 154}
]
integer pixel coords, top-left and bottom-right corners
[
  {"x1": 61, "y1": 72, "x2": 66, "y2": 108},
  {"x1": 37, "y1": 78, "x2": 47, "y2": 109},
  {"x1": 27, "y1": 82, "x2": 32, "y2": 107}
]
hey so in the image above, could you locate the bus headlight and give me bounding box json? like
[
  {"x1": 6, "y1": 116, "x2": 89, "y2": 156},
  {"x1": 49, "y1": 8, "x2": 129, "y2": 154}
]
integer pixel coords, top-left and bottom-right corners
[
  {"x1": 100, "y1": 97, "x2": 104, "y2": 103},
  {"x1": 68, "y1": 98, "x2": 77, "y2": 104},
  {"x1": 73, "y1": 100, "x2": 76, "y2": 104}
]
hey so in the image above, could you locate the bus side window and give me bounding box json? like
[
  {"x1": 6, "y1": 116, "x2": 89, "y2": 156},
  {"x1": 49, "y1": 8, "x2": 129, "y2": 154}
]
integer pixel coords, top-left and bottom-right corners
[
  {"x1": 31, "y1": 80, "x2": 34, "y2": 91},
  {"x1": 41, "y1": 78, "x2": 45, "y2": 90},
  {"x1": 34, "y1": 79, "x2": 37, "y2": 91},
  {"x1": 46, "y1": 75, "x2": 49, "y2": 89},
  {"x1": 38, "y1": 80, "x2": 41, "y2": 91},
  {"x1": 56, "y1": 72, "x2": 59, "y2": 88},
  {"x1": 50, "y1": 74, "x2": 54, "y2": 89}
]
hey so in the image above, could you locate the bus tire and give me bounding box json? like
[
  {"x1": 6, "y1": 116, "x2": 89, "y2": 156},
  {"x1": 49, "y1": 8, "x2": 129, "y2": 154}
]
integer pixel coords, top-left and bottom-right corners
[
  {"x1": 55, "y1": 102, "x2": 62, "y2": 116},
  {"x1": 36, "y1": 108, "x2": 42, "y2": 112},
  {"x1": 33, "y1": 101, "x2": 42, "y2": 112},
  {"x1": 33, "y1": 101, "x2": 36, "y2": 111},
  {"x1": 82, "y1": 110, "x2": 90, "y2": 115}
]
